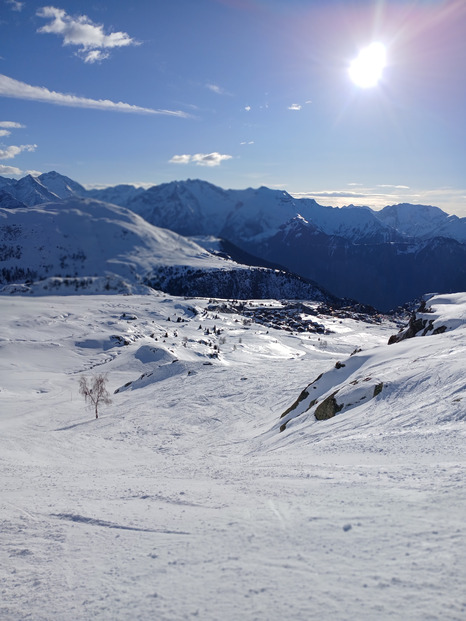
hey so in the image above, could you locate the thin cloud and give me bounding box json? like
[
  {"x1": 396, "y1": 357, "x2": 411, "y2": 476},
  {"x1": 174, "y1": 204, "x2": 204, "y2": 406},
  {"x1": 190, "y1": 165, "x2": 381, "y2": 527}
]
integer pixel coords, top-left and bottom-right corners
[
  {"x1": 83, "y1": 50, "x2": 110, "y2": 64},
  {"x1": 169, "y1": 154, "x2": 192, "y2": 165},
  {"x1": 36, "y1": 6, "x2": 139, "y2": 63},
  {"x1": 290, "y1": 186, "x2": 466, "y2": 217},
  {"x1": 301, "y1": 190, "x2": 369, "y2": 198},
  {"x1": 377, "y1": 184, "x2": 410, "y2": 189},
  {"x1": 0, "y1": 144, "x2": 37, "y2": 160},
  {"x1": 0, "y1": 74, "x2": 190, "y2": 117},
  {"x1": 244, "y1": 105, "x2": 251, "y2": 111},
  {"x1": 0, "y1": 165, "x2": 42, "y2": 177},
  {"x1": 0, "y1": 120, "x2": 25, "y2": 138},
  {"x1": 288, "y1": 103, "x2": 302, "y2": 111},
  {"x1": 0, "y1": 121, "x2": 25, "y2": 128},
  {"x1": 206, "y1": 83, "x2": 229, "y2": 95},
  {"x1": 169, "y1": 152, "x2": 232, "y2": 167},
  {"x1": 6, "y1": 0, "x2": 24, "y2": 10},
  {"x1": 240, "y1": 141, "x2": 254, "y2": 145},
  {"x1": 0, "y1": 164, "x2": 22, "y2": 175}
]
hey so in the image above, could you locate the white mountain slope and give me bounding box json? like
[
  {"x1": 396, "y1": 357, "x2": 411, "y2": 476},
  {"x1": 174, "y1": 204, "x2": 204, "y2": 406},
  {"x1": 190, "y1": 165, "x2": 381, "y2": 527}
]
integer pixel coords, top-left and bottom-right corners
[
  {"x1": 126, "y1": 179, "x2": 396, "y2": 244},
  {"x1": 275, "y1": 292, "x2": 466, "y2": 438},
  {"x1": 7, "y1": 174, "x2": 60, "y2": 206},
  {"x1": 3, "y1": 171, "x2": 466, "y2": 246},
  {"x1": 0, "y1": 292, "x2": 465, "y2": 620},
  {"x1": 0, "y1": 197, "x2": 245, "y2": 294},
  {"x1": 37, "y1": 170, "x2": 87, "y2": 199},
  {"x1": 376, "y1": 203, "x2": 466, "y2": 243}
]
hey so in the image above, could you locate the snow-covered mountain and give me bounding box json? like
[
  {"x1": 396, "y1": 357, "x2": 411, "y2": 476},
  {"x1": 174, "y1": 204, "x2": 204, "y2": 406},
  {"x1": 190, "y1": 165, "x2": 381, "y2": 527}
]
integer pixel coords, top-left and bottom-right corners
[
  {"x1": 0, "y1": 196, "x2": 333, "y2": 301},
  {"x1": 3, "y1": 171, "x2": 466, "y2": 309},
  {"x1": 375, "y1": 202, "x2": 466, "y2": 244},
  {"x1": 0, "y1": 174, "x2": 60, "y2": 206},
  {"x1": 123, "y1": 179, "x2": 398, "y2": 245},
  {"x1": 37, "y1": 170, "x2": 87, "y2": 199},
  {"x1": 86, "y1": 183, "x2": 146, "y2": 205},
  {"x1": 0, "y1": 188, "x2": 26, "y2": 209}
]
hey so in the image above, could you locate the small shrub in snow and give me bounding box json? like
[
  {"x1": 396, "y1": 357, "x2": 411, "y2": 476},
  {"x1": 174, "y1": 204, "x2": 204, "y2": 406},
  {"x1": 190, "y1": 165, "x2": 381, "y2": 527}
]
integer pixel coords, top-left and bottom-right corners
[{"x1": 79, "y1": 374, "x2": 112, "y2": 419}]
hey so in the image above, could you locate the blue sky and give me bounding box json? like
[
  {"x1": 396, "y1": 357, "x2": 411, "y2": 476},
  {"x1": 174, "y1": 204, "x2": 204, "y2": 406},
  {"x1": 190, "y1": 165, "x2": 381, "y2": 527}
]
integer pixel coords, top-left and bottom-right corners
[{"x1": 1, "y1": 0, "x2": 465, "y2": 215}]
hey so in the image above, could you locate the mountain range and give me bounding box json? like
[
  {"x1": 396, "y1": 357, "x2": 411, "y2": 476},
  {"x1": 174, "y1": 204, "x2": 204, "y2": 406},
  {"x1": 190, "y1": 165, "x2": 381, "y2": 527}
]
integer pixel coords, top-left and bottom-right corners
[
  {"x1": 0, "y1": 193, "x2": 333, "y2": 302},
  {"x1": 1, "y1": 171, "x2": 466, "y2": 309}
]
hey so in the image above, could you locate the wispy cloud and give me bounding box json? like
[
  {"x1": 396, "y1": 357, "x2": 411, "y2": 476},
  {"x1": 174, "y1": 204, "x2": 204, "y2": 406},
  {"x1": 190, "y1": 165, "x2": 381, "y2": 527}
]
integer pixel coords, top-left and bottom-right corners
[
  {"x1": 0, "y1": 120, "x2": 25, "y2": 138},
  {"x1": 169, "y1": 152, "x2": 233, "y2": 167},
  {"x1": 6, "y1": 0, "x2": 24, "y2": 11},
  {"x1": 377, "y1": 184, "x2": 410, "y2": 189},
  {"x1": 288, "y1": 101, "x2": 312, "y2": 111},
  {"x1": 0, "y1": 144, "x2": 37, "y2": 160},
  {"x1": 0, "y1": 74, "x2": 190, "y2": 117},
  {"x1": 0, "y1": 164, "x2": 41, "y2": 177},
  {"x1": 169, "y1": 154, "x2": 192, "y2": 165},
  {"x1": 0, "y1": 164, "x2": 21, "y2": 175},
  {"x1": 36, "y1": 6, "x2": 139, "y2": 63},
  {"x1": 0, "y1": 121, "x2": 25, "y2": 128},
  {"x1": 296, "y1": 190, "x2": 369, "y2": 199},
  {"x1": 206, "y1": 83, "x2": 230, "y2": 95},
  {"x1": 291, "y1": 185, "x2": 466, "y2": 217},
  {"x1": 240, "y1": 141, "x2": 254, "y2": 145}
]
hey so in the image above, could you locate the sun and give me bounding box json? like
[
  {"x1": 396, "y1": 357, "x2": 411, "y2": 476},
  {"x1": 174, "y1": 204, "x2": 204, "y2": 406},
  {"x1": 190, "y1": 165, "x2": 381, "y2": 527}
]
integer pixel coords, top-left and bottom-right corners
[{"x1": 349, "y1": 42, "x2": 387, "y2": 88}]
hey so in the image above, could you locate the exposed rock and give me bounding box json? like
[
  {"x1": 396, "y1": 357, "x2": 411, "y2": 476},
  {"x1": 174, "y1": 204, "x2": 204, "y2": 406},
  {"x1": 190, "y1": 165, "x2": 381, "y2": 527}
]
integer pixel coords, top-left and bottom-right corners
[
  {"x1": 314, "y1": 391, "x2": 344, "y2": 421},
  {"x1": 373, "y1": 382, "x2": 384, "y2": 397},
  {"x1": 388, "y1": 300, "x2": 447, "y2": 343}
]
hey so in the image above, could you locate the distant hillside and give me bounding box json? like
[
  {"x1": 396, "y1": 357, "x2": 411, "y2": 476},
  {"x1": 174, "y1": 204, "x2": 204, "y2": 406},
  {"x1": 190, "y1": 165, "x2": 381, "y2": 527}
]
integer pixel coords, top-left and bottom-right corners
[
  {"x1": 2, "y1": 171, "x2": 466, "y2": 309},
  {"x1": 0, "y1": 196, "x2": 334, "y2": 302}
]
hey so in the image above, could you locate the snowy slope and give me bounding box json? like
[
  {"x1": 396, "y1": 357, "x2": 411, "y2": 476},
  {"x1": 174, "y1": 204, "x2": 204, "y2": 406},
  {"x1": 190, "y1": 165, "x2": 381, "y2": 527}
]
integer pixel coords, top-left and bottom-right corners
[
  {"x1": 37, "y1": 171, "x2": 87, "y2": 199},
  {"x1": 0, "y1": 292, "x2": 465, "y2": 620},
  {"x1": 376, "y1": 203, "x2": 466, "y2": 243},
  {"x1": 0, "y1": 196, "x2": 333, "y2": 301},
  {"x1": 0, "y1": 196, "x2": 240, "y2": 294},
  {"x1": 0, "y1": 189, "x2": 26, "y2": 209},
  {"x1": 276, "y1": 292, "x2": 466, "y2": 439},
  {"x1": 126, "y1": 180, "x2": 395, "y2": 244},
  {"x1": 86, "y1": 183, "x2": 146, "y2": 205},
  {"x1": 6, "y1": 174, "x2": 60, "y2": 206},
  {"x1": 4, "y1": 171, "x2": 466, "y2": 308},
  {"x1": 19, "y1": 172, "x2": 396, "y2": 244},
  {"x1": 5, "y1": 171, "x2": 466, "y2": 246}
]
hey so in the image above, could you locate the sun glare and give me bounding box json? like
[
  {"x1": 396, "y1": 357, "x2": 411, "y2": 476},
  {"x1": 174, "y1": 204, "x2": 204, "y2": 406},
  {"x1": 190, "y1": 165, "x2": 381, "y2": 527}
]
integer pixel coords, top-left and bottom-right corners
[{"x1": 349, "y1": 42, "x2": 387, "y2": 88}]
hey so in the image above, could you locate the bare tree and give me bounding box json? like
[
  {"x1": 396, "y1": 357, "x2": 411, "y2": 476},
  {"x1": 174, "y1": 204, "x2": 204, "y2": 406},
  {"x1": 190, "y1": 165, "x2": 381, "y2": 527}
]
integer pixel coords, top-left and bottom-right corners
[{"x1": 79, "y1": 374, "x2": 112, "y2": 419}]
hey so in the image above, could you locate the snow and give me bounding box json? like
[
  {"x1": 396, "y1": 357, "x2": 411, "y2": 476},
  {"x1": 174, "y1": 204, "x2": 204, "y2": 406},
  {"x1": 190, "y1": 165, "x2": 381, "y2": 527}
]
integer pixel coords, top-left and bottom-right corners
[
  {"x1": 376, "y1": 203, "x2": 466, "y2": 243},
  {"x1": 37, "y1": 171, "x2": 87, "y2": 199},
  {"x1": 4, "y1": 172, "x2": 466, "y2": 247},
  {"x1": 1, "y1": 292, "x2": 465, "y2": 620},
  {"x1": 0, "y1": 197, "x2": 244, "y2": 294}
]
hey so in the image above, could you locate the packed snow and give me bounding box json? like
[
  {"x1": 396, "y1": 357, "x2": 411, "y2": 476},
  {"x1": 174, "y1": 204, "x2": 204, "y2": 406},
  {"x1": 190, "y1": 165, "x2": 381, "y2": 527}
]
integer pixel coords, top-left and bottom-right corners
[{"x1": 0, "y1": 292, "x2": 465, "y2": 620}]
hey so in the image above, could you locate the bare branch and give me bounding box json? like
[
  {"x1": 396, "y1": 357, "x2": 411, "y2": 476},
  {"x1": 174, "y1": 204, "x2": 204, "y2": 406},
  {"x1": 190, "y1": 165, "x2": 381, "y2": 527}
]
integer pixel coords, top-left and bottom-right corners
[{"x1": 79, "y1": 374, "x2": 111, "y2": 418}]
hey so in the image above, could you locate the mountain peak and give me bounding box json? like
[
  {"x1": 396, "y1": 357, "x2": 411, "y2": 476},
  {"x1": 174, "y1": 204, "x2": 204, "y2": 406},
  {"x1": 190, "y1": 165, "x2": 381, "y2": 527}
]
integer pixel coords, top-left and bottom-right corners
[{"x1": 37, "y1": 170, "x2": 87, "y2": 199}]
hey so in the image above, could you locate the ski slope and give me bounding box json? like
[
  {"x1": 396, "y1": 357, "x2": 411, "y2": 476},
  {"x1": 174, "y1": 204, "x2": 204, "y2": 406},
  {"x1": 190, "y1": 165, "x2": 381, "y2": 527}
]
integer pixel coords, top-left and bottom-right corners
[{"x1": 0, "y1": 293, "x2": 465, "y2": 620}]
